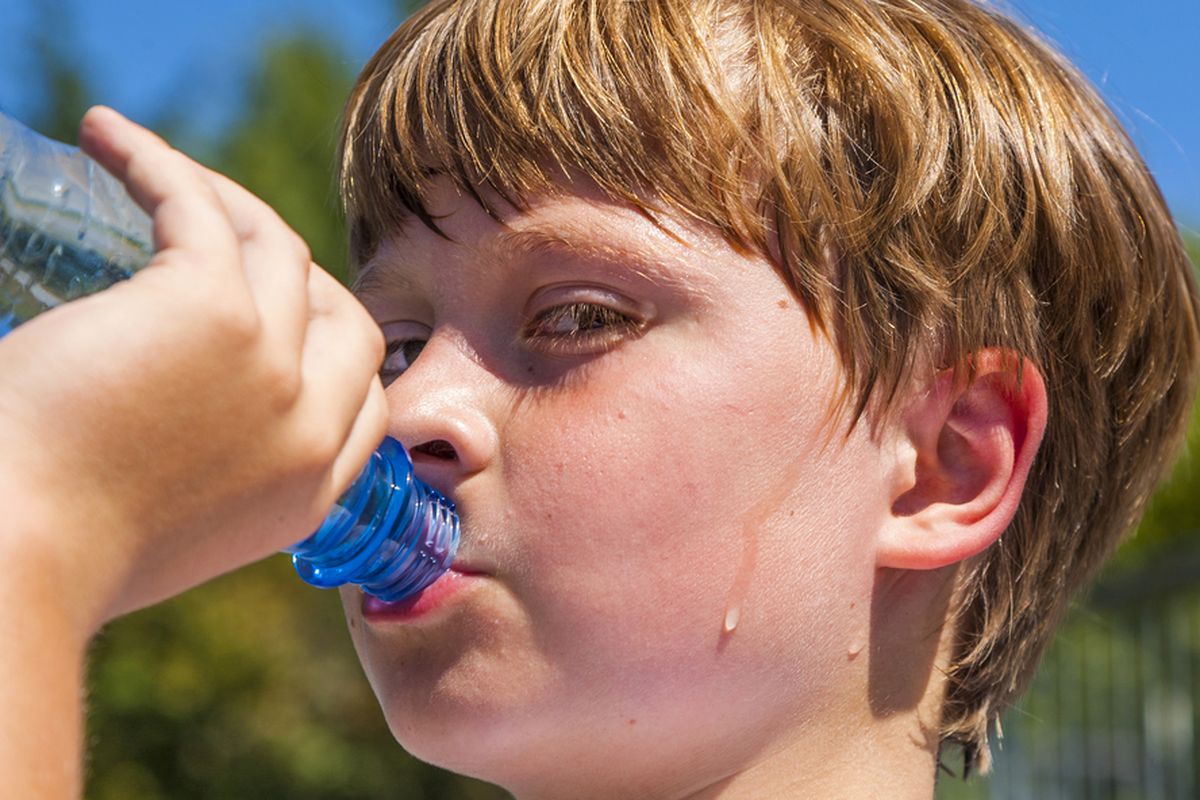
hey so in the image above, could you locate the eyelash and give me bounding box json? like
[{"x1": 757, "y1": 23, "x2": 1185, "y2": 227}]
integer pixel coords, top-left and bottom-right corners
[
  {"x1": 379, "y1": 302, "x2": 641, "y2": 383},
  {"x1": 521, "y1": 302, "x2": 641, "y2": 352}
]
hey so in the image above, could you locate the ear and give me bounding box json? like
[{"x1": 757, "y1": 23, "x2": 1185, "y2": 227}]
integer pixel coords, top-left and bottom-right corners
[{"x1": 876, "y1": 349, "x2": 1048, "y2": 570}]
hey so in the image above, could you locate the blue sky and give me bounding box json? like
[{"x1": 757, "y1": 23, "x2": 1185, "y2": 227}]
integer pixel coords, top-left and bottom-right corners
[{"x1": 1, "y1": 0, "x2": 1197, "y2": 225}]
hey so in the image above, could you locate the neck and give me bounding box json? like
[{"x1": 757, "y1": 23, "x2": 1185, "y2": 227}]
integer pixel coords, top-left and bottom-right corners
[
  {"x1": 679, "y1": 706, "x2": 941, "y2": 800},
  {"x1": 679, "y1": 567, "x2": 957, "y2": 800}
]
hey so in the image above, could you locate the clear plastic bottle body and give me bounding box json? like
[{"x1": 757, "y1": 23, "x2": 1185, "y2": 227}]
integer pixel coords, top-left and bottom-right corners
[
  {"x1": 0, "y1": 112, "x2": 153, "y2": 333},
  {"x1": 0, "y1": 110, "x2": 458, "y2": 600}
]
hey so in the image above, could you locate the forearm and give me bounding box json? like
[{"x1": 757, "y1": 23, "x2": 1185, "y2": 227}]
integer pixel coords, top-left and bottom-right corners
[{"x1": 0, "y1": 519, "x2": 91, "y2": 799}]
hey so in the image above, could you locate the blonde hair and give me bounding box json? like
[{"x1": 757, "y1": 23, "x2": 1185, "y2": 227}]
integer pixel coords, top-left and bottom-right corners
[{"x1": 339, "y1": 0, "x2": 1200, "y2": 777}]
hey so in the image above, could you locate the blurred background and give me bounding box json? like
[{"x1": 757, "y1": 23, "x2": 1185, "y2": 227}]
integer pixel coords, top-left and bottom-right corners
[{"x1": 0, "y1": 0, "x2": 1196, "y2": 797}]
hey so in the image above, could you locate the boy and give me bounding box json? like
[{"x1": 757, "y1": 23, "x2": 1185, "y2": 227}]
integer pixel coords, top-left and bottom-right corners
[
  {"x1": 3, "y1": 0, "x2": 1197, "y2": 798},
  {"x1": 332, "y1": 0, "x2": 1198, "y2": 795}
]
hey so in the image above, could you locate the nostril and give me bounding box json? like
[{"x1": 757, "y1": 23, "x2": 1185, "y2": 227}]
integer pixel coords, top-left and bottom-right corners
[{"x1": 411, "y1": 439, "x2": 458, "y2": 461}]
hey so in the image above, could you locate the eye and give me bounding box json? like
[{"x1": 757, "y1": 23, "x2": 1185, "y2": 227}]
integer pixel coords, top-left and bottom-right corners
[
  {"x1": 380, "y1": 337, "x2": 428, "y2": 385},
  {"x1": 522, "y1": 302, "x2": 642, "y2": 353}
]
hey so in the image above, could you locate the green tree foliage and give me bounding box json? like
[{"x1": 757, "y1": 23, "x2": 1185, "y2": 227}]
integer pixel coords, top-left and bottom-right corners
[{"x1": 213, "y1": 34, "x2": 356, "y2": 284}]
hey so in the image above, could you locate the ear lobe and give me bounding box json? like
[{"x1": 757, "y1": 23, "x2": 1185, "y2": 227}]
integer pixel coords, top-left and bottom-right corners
[{"x1": 876, "y1": 350, "x2": 1048, "y2": 570}]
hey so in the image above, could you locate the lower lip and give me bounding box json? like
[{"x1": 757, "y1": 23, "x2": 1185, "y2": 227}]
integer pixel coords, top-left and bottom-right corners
[{"x1": 361, "y1": 570, "x2": 482, "y2": 623}]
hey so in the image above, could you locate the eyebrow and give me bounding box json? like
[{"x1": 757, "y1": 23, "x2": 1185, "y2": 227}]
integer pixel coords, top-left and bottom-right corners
[
  {"x1": 351, "y1": 258, "x2": 420, "y2": 297},
  {"x1": 493, "y1": 227, "x2": 719, "y2": 303},
  {"x1": 354, "y1": 224, "x2": 718, "y2": 303}
]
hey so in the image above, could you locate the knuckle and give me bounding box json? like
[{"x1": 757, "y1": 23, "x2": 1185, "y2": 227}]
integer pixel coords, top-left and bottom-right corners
[
  {"x1": 209, "y1": 294, "x2": 262, "y2": 345},
  {"x1": 244, "y1": 226, "x2": 309, "y2": 272},
  {"x1": 261, "y1": 357, "x2": 303, "y2": 410},
  {"x1": 296, "y1": 423, "x2": 342, "y2": 469},
  {"x1": 290, "y1": 233, "x2": 312, "y2": 266}
]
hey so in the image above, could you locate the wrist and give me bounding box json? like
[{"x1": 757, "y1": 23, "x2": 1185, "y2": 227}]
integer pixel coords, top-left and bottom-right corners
[
  {"x1": 0, "y1": 486, "x2": 123, "y2": 645},
  {"x1": 0, "y1": 504, "x2": 89, "y2": 799}
]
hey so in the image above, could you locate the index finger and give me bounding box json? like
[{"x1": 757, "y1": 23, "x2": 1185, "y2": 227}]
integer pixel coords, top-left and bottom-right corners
[{"x1": 78, "y1": 106, "x2": 241, "y2": 277}]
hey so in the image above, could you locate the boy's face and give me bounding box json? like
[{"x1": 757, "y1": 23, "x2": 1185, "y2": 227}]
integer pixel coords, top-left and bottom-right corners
[{"x1": 341, "y1": 178, "x2": 893, "y2": 790}]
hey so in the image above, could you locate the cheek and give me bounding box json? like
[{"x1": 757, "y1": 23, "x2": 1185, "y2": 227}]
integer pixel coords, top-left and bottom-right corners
[
  {"x1": 498, "y1": 330, "x2": 879, "y2": 672},
  {"x1": 505, "y1": 362, "x2": 740, "y2": 597}
]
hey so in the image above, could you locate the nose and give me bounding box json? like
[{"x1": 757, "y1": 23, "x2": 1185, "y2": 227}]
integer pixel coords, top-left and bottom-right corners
[{"x1": 382, "y1": 332, "x2": 499, "y2": 490}]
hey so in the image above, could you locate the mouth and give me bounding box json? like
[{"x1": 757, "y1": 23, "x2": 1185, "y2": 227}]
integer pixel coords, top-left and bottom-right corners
[
  {"x1": 448, "y1": 559, "x2": 489, "y2": 576},
  {"x1": 361, "y1": 559, "x2": 489, "y2": 623}
]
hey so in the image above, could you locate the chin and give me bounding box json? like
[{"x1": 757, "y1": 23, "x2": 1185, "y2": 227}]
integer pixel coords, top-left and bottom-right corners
[
  {"x1": 378, "y1": 692, "x2": 556, "y2": 789},
  {"x1": 357, "y1": 637, "x2": 560, "y2": 782}
]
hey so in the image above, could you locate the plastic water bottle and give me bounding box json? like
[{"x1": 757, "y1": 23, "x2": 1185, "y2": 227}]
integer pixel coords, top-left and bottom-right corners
[{"x1": 0, "y1": 110, "x2": 458, "y2": 601}]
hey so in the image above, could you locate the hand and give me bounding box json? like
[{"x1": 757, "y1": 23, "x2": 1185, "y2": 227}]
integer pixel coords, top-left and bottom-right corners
[{"x1": 0, "y1": 107, "x2": 388, "y2": 634}]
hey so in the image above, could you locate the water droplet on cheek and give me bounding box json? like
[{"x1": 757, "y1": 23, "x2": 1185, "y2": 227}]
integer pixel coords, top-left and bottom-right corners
[
  {"x1": 722, "y1": 604, "x2": 741, "y2": 635},
  {"x1": 717, "y1": 460, "x2": 808, "y2": 644},
  {"x1": 847, "y1": 638, "x2": 865, "y2": 660}
]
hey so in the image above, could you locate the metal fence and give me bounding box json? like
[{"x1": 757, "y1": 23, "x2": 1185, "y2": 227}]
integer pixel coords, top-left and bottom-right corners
[{"x1": 940, "y1": 542, "x2": 1200, "y2": 800}]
